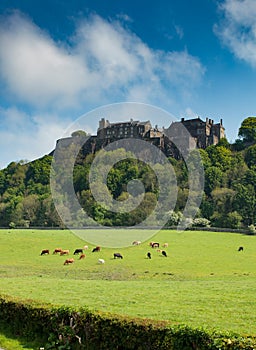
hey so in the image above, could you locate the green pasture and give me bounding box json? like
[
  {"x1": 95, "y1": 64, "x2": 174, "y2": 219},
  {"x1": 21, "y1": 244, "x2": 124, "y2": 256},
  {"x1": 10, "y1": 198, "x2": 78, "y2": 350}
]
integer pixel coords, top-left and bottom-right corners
[{"x1": 0, "y1": 229, "x2": 256, "y2": 336}]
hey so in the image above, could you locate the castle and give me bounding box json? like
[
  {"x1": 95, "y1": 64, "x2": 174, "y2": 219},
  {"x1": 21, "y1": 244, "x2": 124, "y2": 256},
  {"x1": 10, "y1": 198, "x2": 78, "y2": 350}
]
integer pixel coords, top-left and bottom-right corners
[{"x1": 56, "y1": 116, "x2": 225, "y2": 159}]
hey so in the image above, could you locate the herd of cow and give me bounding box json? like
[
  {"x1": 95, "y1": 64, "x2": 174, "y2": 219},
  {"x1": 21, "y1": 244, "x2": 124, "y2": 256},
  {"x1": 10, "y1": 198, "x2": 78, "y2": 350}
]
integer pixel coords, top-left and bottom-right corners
[{"x1": 40, "y1": 241, "x2": 169, "y2": 266}]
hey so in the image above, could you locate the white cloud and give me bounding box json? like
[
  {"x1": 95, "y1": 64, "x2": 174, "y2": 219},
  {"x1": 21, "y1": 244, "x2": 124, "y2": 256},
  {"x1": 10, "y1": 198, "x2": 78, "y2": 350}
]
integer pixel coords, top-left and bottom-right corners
[
  {"x1": 0, "y1": 12, "x2": 91, "y2": 108},
  {"x1": 0, "y1": 11, "x2": 205, "y2": 110},
  {"x1": 0, "y1": 11, "x2": 206, "y2": 167},
  {"x1": 214, "y1": 0, "x2": 256, "y2": 68}
]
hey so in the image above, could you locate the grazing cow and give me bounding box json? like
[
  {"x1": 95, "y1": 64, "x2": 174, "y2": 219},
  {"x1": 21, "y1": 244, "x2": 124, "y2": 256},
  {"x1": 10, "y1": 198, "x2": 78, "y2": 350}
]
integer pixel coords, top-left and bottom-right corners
[
  {"x1": 114, "y1": 253, "x2": 123, "y2": 259},
  {"x1": 98, "y1": 258, "x2": 105, "y2": 264},
  {"x1": 162, "y1": 250, "x2": 167, "y2": 257},
  {"x1": 132, "y1": 240, "x2": 141, "y2": 245},
  {"x1": 40, "y1": 249, "x2": 49, "y2": 255},
  {"x1": 163, "y1": 243, "x2": 169, "y2": 248},
  {"x1": 83, "y1": 245, "x2": 89, "y2": 250},
  {"x1": 73, "y1": 248, "x2": 83, "y2": 255},
  {"x1": 92, "y1": 246, "x2": 101, "y2": 252},
  {"x1": 53, "y1": 248, "x2": 62, "y2": 254},
  {"x1": 147, "y1": 252, "x2": 151, "y2": 259},
  {"x1": 64, "y1": 258, "x2": 74, "y2": 265},
  {"x1": 150, "y1": 242, "x2": 160, "y2": 248},
  {"x1": 79, "y1": 254, "x2": 86, "y2": 260},
  {"x1": 238, "y1": 246, "x2": 244, "y2": 252},
  {"x1": 60, "y1": 249, "x2": 69, "y2": 256}
]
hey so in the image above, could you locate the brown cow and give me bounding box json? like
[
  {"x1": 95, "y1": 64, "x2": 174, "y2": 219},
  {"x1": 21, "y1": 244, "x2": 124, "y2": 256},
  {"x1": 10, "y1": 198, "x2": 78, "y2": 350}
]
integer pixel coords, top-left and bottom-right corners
[
  {"x1": 60, "y1": 249, "x2": 69, "y2": 256},
  {"x1": 92, "y1": 246, "x2": 101, "y2": 252},
  {"x1": 150, "y1": 242, "x2": 160, "y2": 248},
  {"x1": 53, "y1": 248, "x2": 62, "y2": 254},
  {"x1": 64, "y1": 258, "x2": 74, "y2": 265},
  {"x1": 79, "y1": 254, "x2": 86, "y2": 260},
  {"x1": 40, "y1": 249, "x2": 50, "y2": 255}
]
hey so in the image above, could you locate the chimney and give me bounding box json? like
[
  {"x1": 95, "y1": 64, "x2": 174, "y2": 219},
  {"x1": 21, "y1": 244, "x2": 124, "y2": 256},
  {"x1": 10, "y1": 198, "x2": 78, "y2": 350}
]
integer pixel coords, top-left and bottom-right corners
[{"x1": 181, "y1": 117, "x2": 185, "y2": 122}]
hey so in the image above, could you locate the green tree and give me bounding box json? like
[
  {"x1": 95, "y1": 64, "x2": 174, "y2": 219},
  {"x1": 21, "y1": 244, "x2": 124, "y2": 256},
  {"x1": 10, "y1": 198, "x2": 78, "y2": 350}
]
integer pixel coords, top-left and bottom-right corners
[
  {"x1": 73, "y1": 164, "x2": 90, "y2": 193},
  {"x1": 225, "y1": 211, "x2": 242, "y2": 229},
  {"x1": 206, "y1": 145, "x2": 232, "y2": 171},
  {"x1": 211, "y1": 187, "x2": 235, "y2": 214},
  {"x1": 245, "y1": 144, "x2": 256, "y2": 168},
  {"x1": 26, "y1": 155, "x2": 52, "y2": 186},
  {"x1": 216, "y1": 137, "x2": 230, "y2": 149},
  {"x1": 233, "y1": 183, "x2": 255, "y2": 225},
  {"x1": 204, "y1": 166, "x2": 224, "y2": 195},
  {"x1": 22, "y1": 194, "x2": 40, "y2": 225},
  {"x1": 71, "y1": 130, "x2": 87, "y2": 137},
  {"x1": 238, "y1": 116, "x2": 256, "y2": 142}
]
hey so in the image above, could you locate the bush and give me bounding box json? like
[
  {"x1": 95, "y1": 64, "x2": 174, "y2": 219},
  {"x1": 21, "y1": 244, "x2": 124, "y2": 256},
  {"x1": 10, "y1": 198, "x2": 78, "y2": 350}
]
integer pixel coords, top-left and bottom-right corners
[
  {"x1": 248, "y1": 224, "x2": 256, "y2": 235},
  {"x1": 1, "y1": 296, "x2": 256, "y2": 349},
  {"x1": 192, "y1": 218, "x2": 211, "y2": 227}
]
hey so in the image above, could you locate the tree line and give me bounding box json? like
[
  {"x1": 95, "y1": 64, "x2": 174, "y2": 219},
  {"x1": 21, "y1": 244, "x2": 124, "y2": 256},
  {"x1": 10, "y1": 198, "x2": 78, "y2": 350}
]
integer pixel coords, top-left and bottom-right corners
[{"x1": 0, "y1": 117, "x2": 255, "y2": 230}]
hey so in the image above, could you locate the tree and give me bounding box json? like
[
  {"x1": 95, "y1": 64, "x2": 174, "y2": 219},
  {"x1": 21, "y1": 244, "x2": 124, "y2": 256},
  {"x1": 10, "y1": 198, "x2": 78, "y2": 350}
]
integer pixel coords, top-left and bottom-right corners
[
  {"x1": 211, "y1": 187, "x2": 235, "y2": 214},
  {"x1": 238, "y1": 116, "x2": 256, "y2": 143},
  {"x1": 216, "y1": 137, "x2": 230, "y2": 149},
  {"x1": 225, "y1": 211, "x2": 242, "y2": 229},
  {"x1": 245, "y1": 144, "x2": 256, "y2": 168},
  {"x1": 204, "y1": 166, "x2": 224, "y2": 195},
  {"x1": 26, "y1": 155, "x2": 52, "y2": 186},
  {"x1": 233, "y1": 183, "x2": 255, "y2": 225},
  {"x1": 206, "y1": 145, "x2": 232, "y2": 171},
  {"x1": 71, "y1": 130, "x2": 87, "y2": 137}
]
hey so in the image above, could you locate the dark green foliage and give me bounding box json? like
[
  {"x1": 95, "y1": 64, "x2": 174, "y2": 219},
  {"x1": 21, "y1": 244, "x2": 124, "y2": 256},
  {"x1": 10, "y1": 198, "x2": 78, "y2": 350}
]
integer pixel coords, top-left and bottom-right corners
[
  {"x1": 26, "y1": 155, "x2": 52, "y2": 186},
  {"x1": 1, "y1": 296, "x2": 256, "y2": 350},
  {"x1": 0, "y1": 119, "x2": 256, "y2": 229},
  {"x1": 245, "y1": 144, "x2": 256, "y2": 168},
  {"x1": 238, "y1": 116, "x2": 256, "y2": 143}
]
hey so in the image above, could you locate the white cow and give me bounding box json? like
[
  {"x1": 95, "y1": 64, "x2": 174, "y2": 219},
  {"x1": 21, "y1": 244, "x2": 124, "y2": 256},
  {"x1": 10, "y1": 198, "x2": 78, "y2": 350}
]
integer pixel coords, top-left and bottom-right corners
[{"x1": 98, "y1": 258, "x2": 105, "y2": 264}]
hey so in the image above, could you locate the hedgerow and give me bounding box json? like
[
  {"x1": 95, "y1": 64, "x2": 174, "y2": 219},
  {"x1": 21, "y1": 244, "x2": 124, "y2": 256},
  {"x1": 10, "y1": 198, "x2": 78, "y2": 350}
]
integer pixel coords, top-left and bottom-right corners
[{"x1": 0, "y1": 296, "x2": 256, "y2": 349}]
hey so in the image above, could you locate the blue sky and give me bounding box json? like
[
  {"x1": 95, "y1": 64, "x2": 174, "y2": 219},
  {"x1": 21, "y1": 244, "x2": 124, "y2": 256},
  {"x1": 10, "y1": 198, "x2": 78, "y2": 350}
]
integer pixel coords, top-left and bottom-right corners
[{"x1": 0, "y1": 0, "x2": 256, "y2": 169}]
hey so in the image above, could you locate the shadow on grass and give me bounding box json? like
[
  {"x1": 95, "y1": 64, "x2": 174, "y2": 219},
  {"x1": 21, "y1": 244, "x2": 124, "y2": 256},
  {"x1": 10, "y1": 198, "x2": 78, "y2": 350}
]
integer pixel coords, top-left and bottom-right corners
[{"x1": 0, "y1": 323, "x2": 42, "y2": 350}]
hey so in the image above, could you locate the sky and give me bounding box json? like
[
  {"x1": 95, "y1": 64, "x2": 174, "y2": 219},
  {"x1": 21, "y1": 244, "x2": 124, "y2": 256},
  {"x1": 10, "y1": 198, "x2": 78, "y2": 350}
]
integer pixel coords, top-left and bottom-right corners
[{"x1": 0, "y1": 0, "x2": 256, "y2": 169}]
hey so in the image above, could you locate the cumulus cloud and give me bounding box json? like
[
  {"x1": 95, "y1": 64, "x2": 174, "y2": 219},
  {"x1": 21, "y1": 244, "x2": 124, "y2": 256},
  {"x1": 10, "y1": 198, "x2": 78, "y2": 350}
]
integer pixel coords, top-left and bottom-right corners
[
  {"x1": 0, "y1": 11, "x2": 206, "y2": 167},
  {"x1": 0, "y1": 11, "x2": 205, "y2": 110},
  {"x1": 214, "y1": 0, "x2": 256, "y2": 68},
  {"x1": 0, "y1": 12, "x2": 91, "y2": 108}
]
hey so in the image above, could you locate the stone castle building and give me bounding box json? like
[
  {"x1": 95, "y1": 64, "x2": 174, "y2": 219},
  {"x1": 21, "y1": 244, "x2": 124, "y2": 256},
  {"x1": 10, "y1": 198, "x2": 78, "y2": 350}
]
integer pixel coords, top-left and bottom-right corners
[{"x1": 55, "y1": 116, "x2": 225, "y2": 159}]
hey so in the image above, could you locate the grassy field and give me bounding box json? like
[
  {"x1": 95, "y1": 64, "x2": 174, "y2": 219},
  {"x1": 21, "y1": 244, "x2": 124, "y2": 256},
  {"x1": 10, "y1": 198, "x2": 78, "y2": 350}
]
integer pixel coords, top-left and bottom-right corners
[{"x1": 0, "y1": 228, "x2": 256, "y2": 337}]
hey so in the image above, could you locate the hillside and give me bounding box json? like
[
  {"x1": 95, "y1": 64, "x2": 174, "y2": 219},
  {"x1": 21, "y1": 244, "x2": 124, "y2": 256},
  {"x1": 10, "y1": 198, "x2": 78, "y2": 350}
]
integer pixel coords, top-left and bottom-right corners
[{"x1": 0, "y1": 117, "x2": 255, "y2": 230}]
